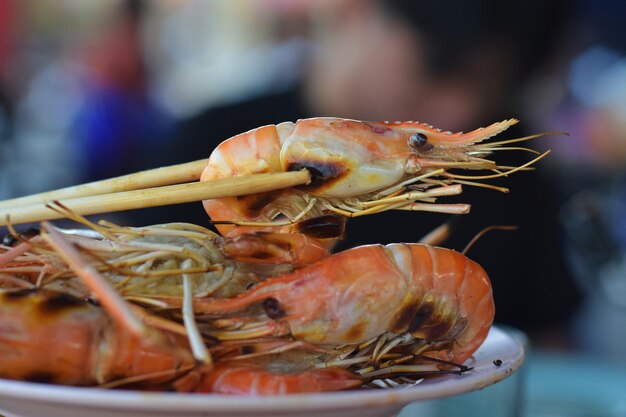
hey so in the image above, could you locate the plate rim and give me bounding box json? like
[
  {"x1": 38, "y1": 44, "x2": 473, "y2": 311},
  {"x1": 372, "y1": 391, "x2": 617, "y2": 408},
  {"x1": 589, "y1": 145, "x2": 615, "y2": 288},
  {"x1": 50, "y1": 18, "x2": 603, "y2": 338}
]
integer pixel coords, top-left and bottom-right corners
[{"x1": 0, "y1": 326, "x2": 524, "y2": 412}]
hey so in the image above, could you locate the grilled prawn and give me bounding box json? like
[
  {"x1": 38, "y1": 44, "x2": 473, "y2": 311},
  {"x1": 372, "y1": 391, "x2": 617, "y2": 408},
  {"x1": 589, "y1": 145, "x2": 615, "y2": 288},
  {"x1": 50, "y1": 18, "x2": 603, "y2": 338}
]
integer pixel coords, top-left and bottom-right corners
[
  {"x1": 0, "y1": 288, "x2": 194, "y2": 386},
  {"x1": 202, "y1": 117, "x2": 545, "y2": 240},
  {"x1": 0, "y1": 288, "x2": 360, "y2": 393},
  {"x1": 0, "y1": 220, "x2": 328, "y2": 298},
  {"x1": 194, "y1": 242, "x2": 494, "y2": 365}
]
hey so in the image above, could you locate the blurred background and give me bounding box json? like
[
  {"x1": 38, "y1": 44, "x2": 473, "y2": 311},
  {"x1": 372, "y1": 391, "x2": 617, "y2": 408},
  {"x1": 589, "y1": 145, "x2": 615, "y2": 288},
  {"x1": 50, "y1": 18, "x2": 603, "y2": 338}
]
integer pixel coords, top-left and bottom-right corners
[{"x1": 0, "y1": 0, "x2": 625, "y2": 415}]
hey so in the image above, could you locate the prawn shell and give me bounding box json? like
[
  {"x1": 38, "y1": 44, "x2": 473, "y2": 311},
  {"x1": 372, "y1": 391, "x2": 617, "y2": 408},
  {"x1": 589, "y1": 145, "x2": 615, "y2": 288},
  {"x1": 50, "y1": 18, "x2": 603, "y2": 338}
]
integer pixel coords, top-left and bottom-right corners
[
  {"x1": 385, "y1": 244, "x2": 494, "y2": 362},
  {"x1": 281, "y1": 118, "x2": 406, "y2": 197},
  {"x1": 0, "y1": 289, "x2": 194, "y2": 386},
  {"x1": 195, "y1": 363, "x2": 361, "y2": 394},
  {"x1": 0, "y1": 288, "x2": 105, "y2": 385},
  {"x1": 201, "y1": 125, "x2": 288, "y2": 234}
]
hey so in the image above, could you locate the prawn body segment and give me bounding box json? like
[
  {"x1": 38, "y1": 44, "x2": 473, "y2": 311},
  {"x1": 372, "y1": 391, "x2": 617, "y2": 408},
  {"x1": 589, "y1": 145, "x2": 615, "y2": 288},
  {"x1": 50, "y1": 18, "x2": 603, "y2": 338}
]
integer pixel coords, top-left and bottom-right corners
[
  {"x1": 385, "y1": 244, "x2": 494, "y2": 362},
  {"x1": 281, "y1": 119, "x2": 407, "y2": 197}
]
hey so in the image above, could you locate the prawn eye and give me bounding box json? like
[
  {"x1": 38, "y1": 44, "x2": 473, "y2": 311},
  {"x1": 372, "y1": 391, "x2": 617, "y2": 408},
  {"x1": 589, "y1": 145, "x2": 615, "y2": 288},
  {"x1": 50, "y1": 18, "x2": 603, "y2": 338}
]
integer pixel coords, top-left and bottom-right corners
[
  {"x1": 409, "y1": 132, "x2": 433, "y2": 152},
  {"x1": 2, "y1": 234, "x2": 18, "y2": 247},
  {"x1": 263, "y1": 297, "x2": 285, "y2": 319}
]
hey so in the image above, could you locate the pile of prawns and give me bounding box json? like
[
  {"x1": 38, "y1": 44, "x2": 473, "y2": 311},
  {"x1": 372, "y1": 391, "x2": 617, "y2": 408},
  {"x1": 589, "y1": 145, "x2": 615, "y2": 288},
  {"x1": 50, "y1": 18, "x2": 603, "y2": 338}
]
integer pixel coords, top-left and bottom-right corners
[{"x1": 0, "y1": 117, "x2": 552, "y2": 395}]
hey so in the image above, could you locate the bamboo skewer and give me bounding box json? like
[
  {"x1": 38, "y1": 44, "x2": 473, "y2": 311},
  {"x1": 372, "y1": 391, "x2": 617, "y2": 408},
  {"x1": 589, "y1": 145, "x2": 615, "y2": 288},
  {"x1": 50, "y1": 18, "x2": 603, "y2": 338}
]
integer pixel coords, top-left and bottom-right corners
[
  {"x1": 0, "y1": 159, "x2": 208, "y2": 209},
  {"x1": 0, "y1": 170, "x2": 311, "y2": 227}
]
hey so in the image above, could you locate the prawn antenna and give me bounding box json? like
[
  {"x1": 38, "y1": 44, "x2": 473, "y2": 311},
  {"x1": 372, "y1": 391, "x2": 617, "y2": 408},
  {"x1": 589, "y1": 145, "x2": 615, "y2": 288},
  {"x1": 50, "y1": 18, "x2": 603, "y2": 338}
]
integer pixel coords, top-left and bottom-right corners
[
  {"x1": 411, "y1": 354, "x2": 473, "y2": 373},
  {"x1": 45, "y1": 200, "x2": 117, "y2": 240},
  {"x1": 462, "y1": 225, "x2": 519, "y2": 255}
]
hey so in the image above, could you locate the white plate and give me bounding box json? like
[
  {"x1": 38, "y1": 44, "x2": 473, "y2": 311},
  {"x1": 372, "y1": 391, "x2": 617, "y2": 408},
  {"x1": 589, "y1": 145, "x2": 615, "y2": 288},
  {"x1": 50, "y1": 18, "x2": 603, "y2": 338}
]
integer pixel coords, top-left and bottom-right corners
[{"x1": 0, "y1": 326, "x2": 524, "y2": 417}]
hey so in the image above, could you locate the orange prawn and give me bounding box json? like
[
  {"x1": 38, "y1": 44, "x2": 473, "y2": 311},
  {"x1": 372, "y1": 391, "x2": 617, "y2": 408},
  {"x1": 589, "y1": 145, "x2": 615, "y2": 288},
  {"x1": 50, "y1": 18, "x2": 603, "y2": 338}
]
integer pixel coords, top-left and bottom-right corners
[
  {"x1": 0, "y1": 288, "x2": 194, "y2": 386},
  {"x1": 174, "y1": 362, "x2": 361, "y2": 394},
  {"x1": 194, "y1": 242, "x2": 494, "y2": 365},
  {"x1": 0, "y1": 288, "x2": 362, "y2": 394},
  {"x1": 0, "y1": 225, "x2": 363, "y2": 395},
  {"x1": 0, "y1": 219, "x2": 330, "y2": 297},
  {"x1": 202, "y1": 117, "x2": 549, "y2": 240}
]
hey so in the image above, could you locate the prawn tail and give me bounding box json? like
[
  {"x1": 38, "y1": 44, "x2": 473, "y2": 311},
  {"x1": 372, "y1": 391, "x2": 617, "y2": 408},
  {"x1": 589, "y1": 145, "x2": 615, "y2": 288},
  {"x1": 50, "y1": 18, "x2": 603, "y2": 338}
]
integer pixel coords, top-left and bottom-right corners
[{"x1": 383, "y1": 244, "x2": 495, "y2": 364}]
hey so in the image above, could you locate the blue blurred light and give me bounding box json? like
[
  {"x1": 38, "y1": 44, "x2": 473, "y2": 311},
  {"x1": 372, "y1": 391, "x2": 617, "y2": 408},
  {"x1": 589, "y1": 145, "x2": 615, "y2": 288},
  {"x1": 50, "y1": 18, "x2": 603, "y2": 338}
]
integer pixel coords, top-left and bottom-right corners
[{"x1": 568, "y1": 45, "x2": 626, "y2": 111}]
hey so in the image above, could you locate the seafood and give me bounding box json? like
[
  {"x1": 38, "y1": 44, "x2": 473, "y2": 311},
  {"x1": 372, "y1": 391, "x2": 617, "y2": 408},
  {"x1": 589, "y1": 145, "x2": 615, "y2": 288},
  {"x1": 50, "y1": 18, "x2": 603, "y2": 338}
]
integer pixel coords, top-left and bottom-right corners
[
  {"x1": 175, "y1": 363, "x2": 361, "y2": 394},
  {"x1": 0, "y1": 116, "x2": 547, "y2": 395},
  {"x1": 0, "y1": 288, "x2": 360, "y2": 394},
  {"x1": 202, "y1": 117, "x2": 547, "y2": 239},
  {"x1": 0, "y1": 219, "x2": 328, "y2": 299},
  {"x1": 0, "y1": 288, "x2": 194, "y2": 386},
  {"x1": 0, "y1": 226, "x2": 492, "y2": 394},
  {"x1": 194, "y1": 242, "x2": 494, "y2": 365}
]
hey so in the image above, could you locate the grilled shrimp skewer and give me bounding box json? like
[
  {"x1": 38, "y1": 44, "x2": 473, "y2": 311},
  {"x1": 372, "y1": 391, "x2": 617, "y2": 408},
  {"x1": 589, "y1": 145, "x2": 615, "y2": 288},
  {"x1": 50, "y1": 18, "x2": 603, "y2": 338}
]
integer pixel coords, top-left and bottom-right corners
[
  {"x1": 0, "y1": 117, "x2": 552, "y2": 229},
  {"x1": 202, "y1": 117, "x2": 551, "y2": 240}
]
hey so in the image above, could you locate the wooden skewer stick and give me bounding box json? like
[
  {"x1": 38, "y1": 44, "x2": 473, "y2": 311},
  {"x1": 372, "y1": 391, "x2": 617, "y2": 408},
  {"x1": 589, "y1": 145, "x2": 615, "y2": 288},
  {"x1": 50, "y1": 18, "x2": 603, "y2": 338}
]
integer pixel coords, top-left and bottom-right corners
[
  {"x1": 0, "y1": 159, "x2": 208, "y2": 209},
  {"x1": 0, "y1": 170, "x2": 311, "y2": 227}
]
